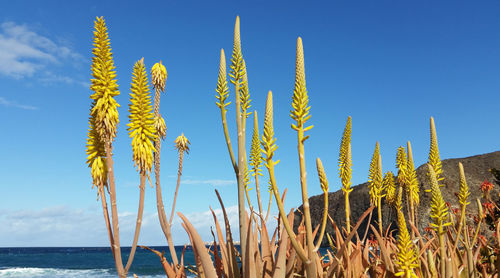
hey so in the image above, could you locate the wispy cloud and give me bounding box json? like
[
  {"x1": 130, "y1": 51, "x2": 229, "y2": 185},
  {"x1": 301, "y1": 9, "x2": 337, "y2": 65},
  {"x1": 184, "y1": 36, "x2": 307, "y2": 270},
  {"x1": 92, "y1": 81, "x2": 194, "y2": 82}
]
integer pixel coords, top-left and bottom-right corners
[
  {"x1": 0, "y1": 21, "x2": 85, "y2": 85},
  {"x1": 182, "y1": 179, "x2": 236, "y2": 187},
  {"x1": 0, "y1": 97, "x2": 37, "y2": 110},
  {"x1": 0, "y1": 205, "x2": 278, "y2": 247}
]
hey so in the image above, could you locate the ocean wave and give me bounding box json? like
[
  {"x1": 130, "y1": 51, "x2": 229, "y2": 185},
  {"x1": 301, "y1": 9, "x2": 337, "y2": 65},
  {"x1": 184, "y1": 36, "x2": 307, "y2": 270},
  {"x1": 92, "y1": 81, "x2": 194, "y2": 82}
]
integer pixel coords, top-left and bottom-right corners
[{"x1": 0, "y1": 267, "x2": 177, "y2": 278}]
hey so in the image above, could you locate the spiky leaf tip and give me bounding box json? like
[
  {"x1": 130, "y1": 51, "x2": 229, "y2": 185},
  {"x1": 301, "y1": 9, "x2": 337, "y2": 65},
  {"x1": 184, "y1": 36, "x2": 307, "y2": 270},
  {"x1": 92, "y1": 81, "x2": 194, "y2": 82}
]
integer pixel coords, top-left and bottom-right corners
[
  {"x1": 127, "y1": 58, "x2": 157, "y2": 175},
  {"x1": 229, "y1": 16, "x2": 245, "y2": 84},
  {"x1": 151, "y1": 61, "x2": 167, "y2": 92},
  {"x1": 90, "y1": 16, "x2": 120, "y2": 142},
  {"x1": 428, "y1": 164, "x2": 451, "y2": 234},
  {"x1": 316, "y1": 158, "x2": 329, "y2": 193},
  {"x1": 215, "y1": 49, "x2": 230, "y2": 110},
  {"x1": 290, "y1": 37, "x2": 312, "y2": 132},
  {"x1": 249, "y1": 111, "x2": 263, "y2": 176}
]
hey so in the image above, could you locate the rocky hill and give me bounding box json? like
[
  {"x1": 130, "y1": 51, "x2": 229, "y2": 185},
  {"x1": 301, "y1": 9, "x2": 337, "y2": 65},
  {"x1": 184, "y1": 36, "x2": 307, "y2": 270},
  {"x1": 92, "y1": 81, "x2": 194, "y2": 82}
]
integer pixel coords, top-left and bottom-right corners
[{"x1": 295, "y1": 151, "x2": 500, "y2": 246}]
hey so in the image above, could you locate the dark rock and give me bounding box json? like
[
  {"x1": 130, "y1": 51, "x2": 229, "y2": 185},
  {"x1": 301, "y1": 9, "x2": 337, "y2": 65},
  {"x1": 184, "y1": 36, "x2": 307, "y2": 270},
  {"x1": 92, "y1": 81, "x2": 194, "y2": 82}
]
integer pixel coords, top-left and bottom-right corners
[{"x1": 295, "y1": 151, "x2": 500, "y2": 247}]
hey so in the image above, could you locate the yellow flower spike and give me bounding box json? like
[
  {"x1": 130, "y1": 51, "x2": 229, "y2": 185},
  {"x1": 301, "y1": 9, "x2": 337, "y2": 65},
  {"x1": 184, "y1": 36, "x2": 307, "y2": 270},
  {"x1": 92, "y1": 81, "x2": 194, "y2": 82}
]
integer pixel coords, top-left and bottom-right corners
[
  {"x1": 229, "y1": 16, "x2": 245, "y2": 85},
  {"x1": 339, "y1": 116, "x2": 352, "y2": 178},
  {"x1": 127, "y1": 58, "x2": 157, "y2": 175},
  {"x1": 429, "y1": 117, "x2": 444, "y2": 184},
  {"x1": 458, "y1": 162, "x2": 470, "y2": 207},
  {"x1": 368, "y1": 142, "x2": 384, "y2": 206},
  {"x1": 395, "y1": 188, "x2": 419, "y2": 278},
  {"x1": 215, "y1": 49, "x2": 230, "y2": 110},
  {"x1": 406, "y1": 141, "x2": 419, "y2": 206},
  {"x1": 86, "y1": 108, "x2": 108, "y2": 192},
  {"x1": 249, "y1": 111, "x2": 263, "y2": 177},
  {"x1": 396, "y1": 146, "x2": 407, "y2": 188},
  {"x1": 384, "y1": 171, "x2": 397, "y2": 207},
  {"x1": 151, "y1": 61, "x2": 167, "y2": 93},
  {"x1": 261, "y1": 91, "x2": 278, "y2": 165},
  {"x1": 174, "y1": 133, "x2": 191, "y2": 154},
  {"x1": 428, "y1": 164, "x2": 450, "y2": 235},
  {"x1": 290, "y1": 37, "x2": 313, "y2": 134},
  {"x1": 89, "y1": 16, "x2": 120, "y2": 142},
  {"x1": 316, "y1": 158, "x2": 329, "y2": 193},
  {"x1": 240, "y1": 59, "x2": 251, "y2": 119},
  {"x1": 154, "y1": 114, "x2": 167, "y2": 140}
]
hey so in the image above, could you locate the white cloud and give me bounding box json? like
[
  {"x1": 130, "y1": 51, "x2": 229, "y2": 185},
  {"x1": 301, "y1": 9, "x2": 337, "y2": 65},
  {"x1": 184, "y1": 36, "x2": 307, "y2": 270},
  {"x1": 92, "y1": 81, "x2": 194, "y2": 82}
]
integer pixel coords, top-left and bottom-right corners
[
  {"x1": 0, "y1": 97, "x2": 37, "y2": 110},
  {"x1": 0, "y1": 205, "x2": 278, "y2": 247},
  {"x1": 182, "y1": 179, "x2": 236, "y2": 187},
  {"x1": 0, "y1": 21, "x2": 84, "y2": 82}
]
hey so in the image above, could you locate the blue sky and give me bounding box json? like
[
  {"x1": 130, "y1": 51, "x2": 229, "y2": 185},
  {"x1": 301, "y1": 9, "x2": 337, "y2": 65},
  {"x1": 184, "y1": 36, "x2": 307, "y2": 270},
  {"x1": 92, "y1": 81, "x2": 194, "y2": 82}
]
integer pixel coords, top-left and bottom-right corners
[{"x1": 0, "y1": 0, "x2": 499, "y2": 247}]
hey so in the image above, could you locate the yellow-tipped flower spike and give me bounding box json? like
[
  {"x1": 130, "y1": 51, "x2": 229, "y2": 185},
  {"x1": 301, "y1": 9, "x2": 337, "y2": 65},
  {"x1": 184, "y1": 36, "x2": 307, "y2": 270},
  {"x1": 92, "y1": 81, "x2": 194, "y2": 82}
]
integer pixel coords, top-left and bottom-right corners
[
  {"x1": 90, "y1": 16, "x2": 120, "y2": 142},
  {"x1": 290, "y1": 37, "x2": 313, "y2": 134},
  {"x1": 458, "y1": 162, "x2": 470, "y2": 207},
  {"x1": 368, "y1": 142, "x2": 384, "y2": 206},
  {"x1": 127, "y1": 58, "x2": 157, "y2": 175},
  {"x1": 229, "y1": 16, "x2": 245, "y2": 85},
  {"x1": 384, "y1": 171, "x2": 397, "y2": 207},
  {"x1": 395, "y1": 193, "x2": 419, "y2": 278},
  {"x1": 406, "y1": 141, "x2": 419, "y2": 206},
  {"x1": 249, "y1": 111, "x2": 263, "y2": 177},
  {"x1": 339, "y1": 116, "x2": 352, "y2": 182},
  {"x1": 261, "y1": 91, "x2": 279, "y2": 166},
  {"x1": 428, "y1": 164, "x2": 451, "y2": 235},
  {"x1": 215, "y1": 49, "x2": 230, "y2": 110},
  {"x1": 174, "y1": 133, "x2": 190, "y2": 154},
  {"x1": 429, "y1": 117, "x2": 444, "y2": 184},
  {"x1": 316, "y1": 158, "x2": 329, "y2": 193},
  {"x1": 340, "y1": 143, "x2": 353, "y2": 194},
  {"x1": 151, "y1": 61, "x2": 167, "y2": 92},
  {"x1": 154, "y1": 114, "x2": 167, "y2": 140},
  {"x1": 396, "y1": 146, "x2": 407, "y2": 188},
  {"x1": 86, "y1": 104, "x2": 108, "y2": 192},
  {"x1": 240, "y1": 59, "x2": 251, "y2": 118}
]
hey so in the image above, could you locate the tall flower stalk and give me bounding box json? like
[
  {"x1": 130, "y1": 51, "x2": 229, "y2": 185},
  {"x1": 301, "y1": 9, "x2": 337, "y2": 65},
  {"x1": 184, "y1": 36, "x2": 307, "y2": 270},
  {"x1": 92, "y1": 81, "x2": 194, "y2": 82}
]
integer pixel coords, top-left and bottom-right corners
[
  {"x1": 406, "y1": 141, "x2": 419, "y2": 226},
  {"x1": 87, "y1": 16, "x2": 125, "y2": 277},
  {"x1": 125, "y1": 58, "x2": 157, "y2": 272},
  {"x1": 368, "y1": 142, "x2": 384, "y2": 235},
  {"x1": 150, "y1": 60, "x2": 180, "y2": 267},
  {"x1": 339, "y1": 116, "x2": 352, "y2": 235},
  {"x1": 290, "y1": 36, "x2": 317, "y2": 277}
]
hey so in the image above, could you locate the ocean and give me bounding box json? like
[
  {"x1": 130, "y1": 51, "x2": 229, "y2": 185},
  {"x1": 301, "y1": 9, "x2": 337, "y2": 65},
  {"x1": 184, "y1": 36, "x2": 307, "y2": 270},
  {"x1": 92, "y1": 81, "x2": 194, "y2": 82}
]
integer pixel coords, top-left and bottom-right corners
[{"x1": 0, "y1": 246, "x2": 197, "y2": 277}]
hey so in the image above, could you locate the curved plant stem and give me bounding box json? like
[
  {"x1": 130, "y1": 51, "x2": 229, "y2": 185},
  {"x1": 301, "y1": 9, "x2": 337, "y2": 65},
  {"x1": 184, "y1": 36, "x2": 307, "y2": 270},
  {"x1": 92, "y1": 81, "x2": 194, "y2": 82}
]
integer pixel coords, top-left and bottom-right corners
[
  {"x1": 105, "y1": 142, "x2": 126, "y2": 278},
  {"x1": 314, "y1": 191, "x2": 328, "y2": 250},
  {"x1": 254, "y1": 174, "x2": 263, "y2": 219},
  {"x1": 99, "y1": 185, "x2": 115, "y2": 261},
  {"x1": 264, "y1": 191, "x2": 272, "y2": 222},
  {"x1": 169, "y1": 151, "x2": 184, "y2": 225},
  {"x1": 268, "y1": 164, "x2": 309, "y2": 263},
  {"x1": 125, "y1": 174, "x2": 146, "y2": 272}
]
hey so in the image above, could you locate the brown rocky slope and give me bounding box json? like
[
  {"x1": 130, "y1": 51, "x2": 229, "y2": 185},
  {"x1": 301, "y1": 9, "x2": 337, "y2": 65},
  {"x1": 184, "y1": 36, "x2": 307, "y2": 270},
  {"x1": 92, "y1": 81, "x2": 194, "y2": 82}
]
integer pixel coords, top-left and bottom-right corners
[{"x1": 295, "y1": 151, "x2": 500, "y2": 246}]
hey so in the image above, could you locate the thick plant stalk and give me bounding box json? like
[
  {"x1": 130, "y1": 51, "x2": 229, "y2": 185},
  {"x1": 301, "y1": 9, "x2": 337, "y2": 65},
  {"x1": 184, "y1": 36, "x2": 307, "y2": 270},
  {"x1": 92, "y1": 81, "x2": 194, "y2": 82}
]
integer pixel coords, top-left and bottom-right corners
[
  {"x1": 151, "y1": 60, "x2": 180, "y2": 267},
  {"x1": 229, "y1": 15, "x2": 248, "y2": 266},
  {"x1": 261, "y1": 90, "x2": 309, "y2": 263},
  {"x1": 290, "y1": 36, "x2": 316, "y2": 277},
  {"x1": 98, "y1": 185, "x2": 115, "y2": 261},
  {"x1": 124, "y1": 174, "x2": 146, "y2": 272},
  {"x1": 106, "y1": 143, "x2": 126, "y2": 277}
]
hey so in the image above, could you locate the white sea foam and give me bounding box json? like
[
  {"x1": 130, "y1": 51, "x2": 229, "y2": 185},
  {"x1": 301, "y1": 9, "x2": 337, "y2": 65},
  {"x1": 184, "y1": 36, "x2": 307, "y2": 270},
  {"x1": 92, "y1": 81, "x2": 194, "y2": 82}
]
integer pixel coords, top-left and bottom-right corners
[{"x1": 0, "y1": 267, "x2": 184, "y2": 278}]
